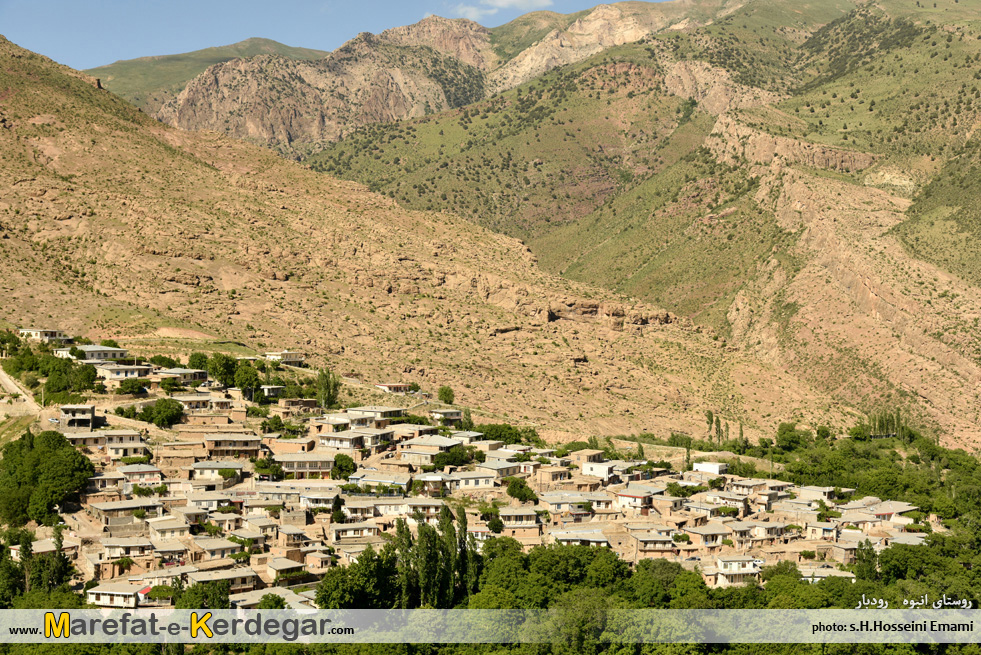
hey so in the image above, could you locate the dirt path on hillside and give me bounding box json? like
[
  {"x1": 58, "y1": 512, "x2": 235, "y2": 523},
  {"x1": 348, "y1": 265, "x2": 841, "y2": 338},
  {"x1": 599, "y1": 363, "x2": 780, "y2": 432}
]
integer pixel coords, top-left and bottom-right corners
[{"x1": 0, "y1": 366, "x2": 41, "y2": 414}]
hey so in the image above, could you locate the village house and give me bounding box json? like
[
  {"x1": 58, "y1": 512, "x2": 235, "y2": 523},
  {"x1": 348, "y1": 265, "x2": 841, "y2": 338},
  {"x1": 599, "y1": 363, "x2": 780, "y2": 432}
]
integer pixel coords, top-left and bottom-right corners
[
  {"x1": 265, "y1": 350, "x2": 305, "y2": 366},
  {"x1": 190, "y1": 537, "x2": 242, "y2": 562},
  {"x1": 89, "y1": 498, "x2": 163, "y2": 526},
  {"x1": 693, "y1": 462, "x2": 728, "y2": 476},
  {"x1": 60, "y1": 404, "x2": 96, "y2": 431},
  {"x1": 398, "y1": 434, "x2": 463, "y2": 466},
  {"x1": 345, "y1": 406, "x2": 406, "y2": 427},
  {"x1": 702, "y1": 556, "x2": 761, "y2": 588},
  {"x1": 173, "y1": 394, "x2": 210, "y2": 411},
  {"x1": 17, "y1": 328, "x2": 69, "y2": 343},
  {"x1": 632, "y1": 532, "x2": 680, "y2": 560},
  {"x1": 475, "y1": 460, "x2": 521, "y2": 479},
  {"x1": 186, "y1": 460, "x2": 244, "y2": 483},
  {"x1": 156, "y1": 368, "x2": 208, "y2": 384},
  {"x1": 550, "y1": 528, "x2": 610, "y2": 547},
  {"x1": 55, "y1": 344, "x2": 129, "y2": 361},
  {"x1": 449, "y1": 431, "x2": 484, "y2": 445},
  {"x1": 95, "y1": 363, "x2": 153, "y2": 388},
  {"x1": 274, "y1": 450, "x2": 337, "y2": 479},
  {"x1": 118, "y1": 464, "x2": 163, "y2": 488},
  {"x1": 270, "y1": 398, "x2": 319, "y2": 419},
  {"x1": 104, "y1": 430, "x2": 148, "y2": 460},
  {"x1": 451, "y1": 470, "x2": 497, "y2": 492},
  {"x1": 536, "y1": 466, "x2": 572, "y2": 488},
  {"x1": 104, "y1": 537, "x2": 154, "y2": 559},
  {"x1": 684, "y1": 523, "x2": 732, "y2": 550},
  {"x1": 148, "y1": 518, "x2": 191, "y2": 541},
  {"x1": 204, "y1": 434, "x2": 262, "y2": 458},
  {"x1": 430, "y1": 408, "x2": 463, "y2": 425},
  {"x1": 188, "y1": 567, "x2": 257, "y2": 593},
  {"x1": 348, "y1": 470, "x2": 412, "y2": 493},
  {"x1": 87, "y1": 583, "x2": 145, "y2": 609},
  {"x1": 390, "y1": 423, "x2": 439, "y2": 441},
  {"x1": 330, "y1": 521, "x2": 381, "y2": 543},
  {"x1": 569, "y1": 449, "x2": 605, "y2": 466},
  {"x1": 499, "y1": 506, "x2": 541, "y2": 538},
  {"x1": 375, "y1": 383, "x2": 412, "y2": 394}
]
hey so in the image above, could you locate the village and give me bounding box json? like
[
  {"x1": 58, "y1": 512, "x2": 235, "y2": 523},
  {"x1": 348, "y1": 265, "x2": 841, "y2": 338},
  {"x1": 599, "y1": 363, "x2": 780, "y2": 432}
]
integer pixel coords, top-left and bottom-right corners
[{"x1": 2, "y1": 328, "x2": 934, "y2": 611}]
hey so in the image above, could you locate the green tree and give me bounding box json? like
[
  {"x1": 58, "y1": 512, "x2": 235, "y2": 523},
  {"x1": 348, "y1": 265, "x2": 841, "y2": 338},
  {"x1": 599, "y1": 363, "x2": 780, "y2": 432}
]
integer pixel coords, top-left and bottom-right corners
[
  {"x1": 207, "y1": 353, "x2": 237, "y2": 387},
  {"x1": 117, "y1": 378, "x2": 146, "y2": 395},
  {"x1": 187, "y1": 352, "x2": 208, "y2": 370},
  {"x1": 99, "y1": 339, "x2": 120, "y2": 348},
  {"x1": 331, "y1": 454, "x2": 356, "y2": 480},
  {"x1": 257, "y1": 593, "x2": 288, "y2": 609},
  {"x1": 316, "y1": 367, "x2": 342, "y2": 409},
  {"x1": 174, "y1": 581, "x2": 230, "y2": 609},
  {"x1": 149, "y1": 398, "x2": 184, "y2": 428},
  {"x1": 234, "y1": 362, "x2": 260, "y2": 396},
  {"x1": 0, "y1": 430, "x2": 94, "y2": 526},
  {"x1": 438, "y1": 386, "x2": 455, "y2": 404}
]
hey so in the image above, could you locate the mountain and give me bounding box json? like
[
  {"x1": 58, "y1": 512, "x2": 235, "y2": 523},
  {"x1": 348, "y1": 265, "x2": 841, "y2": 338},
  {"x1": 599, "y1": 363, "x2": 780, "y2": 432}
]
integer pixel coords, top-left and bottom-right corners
[
  {"x1": 0, "y1": 34, "x2": 856, "y2": 445},
  {"x1": 155, "y1": 33, "x2": 485, "y2": 158},
  {"x1": 308, "y1": 0, "x2": 981, "y2": 446},
  {"x1": 151, "y1": 1, "x2": 761, "y2": 154},
  {"x1": 83, "y1": 37, "x2": 329, "y2": 115}
]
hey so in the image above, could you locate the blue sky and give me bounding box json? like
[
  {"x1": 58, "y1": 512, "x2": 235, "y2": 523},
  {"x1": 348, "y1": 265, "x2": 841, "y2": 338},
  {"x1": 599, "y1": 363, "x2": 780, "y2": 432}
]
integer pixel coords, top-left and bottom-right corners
[{"x1": 0, "y1": 0, "x2": 607, "y2": 70}]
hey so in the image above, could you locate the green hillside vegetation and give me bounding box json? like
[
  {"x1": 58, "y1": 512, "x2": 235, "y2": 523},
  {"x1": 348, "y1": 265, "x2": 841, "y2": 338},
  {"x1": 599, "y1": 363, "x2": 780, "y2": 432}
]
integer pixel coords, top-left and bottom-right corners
[
  {"x1": 311, "y1": 0, "x2": 981, "y2": 337},
  {"x1": 895, "y1": 136, "x2": 981, "y2": 287},
  {"x1": 84, "y1": 37, "x2": 329, "y2": 112},
  {"x1": 488, "y1": 9, "x2": 591, "y2": 62}
]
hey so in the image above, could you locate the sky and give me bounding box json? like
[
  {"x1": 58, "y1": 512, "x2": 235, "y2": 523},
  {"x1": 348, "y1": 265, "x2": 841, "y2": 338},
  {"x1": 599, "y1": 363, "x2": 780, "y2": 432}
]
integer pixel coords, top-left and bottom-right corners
[{"x1": 0, "y1": 0, "x2": 607, "y2": 71}]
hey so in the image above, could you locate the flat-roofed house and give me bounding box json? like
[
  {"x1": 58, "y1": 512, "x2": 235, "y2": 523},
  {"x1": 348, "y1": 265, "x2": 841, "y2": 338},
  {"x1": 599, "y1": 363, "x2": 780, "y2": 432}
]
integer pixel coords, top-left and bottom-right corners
[
  {"x1": 569, "y1": 449, "x2": 604, "y2": 465},
  {"x1": 398, "y1": 435, "x2": 463, "y2": 466},
  {"x1": 684, "y1": 523, "x2": 732, "y2": 550},
  {"x1": 148, "y1": 519, "x2": 190, "y2": 541},
  {"x1": 451, "y1": 470, "x2": 497, "y2": 492},
  {"x1": 536, "y1": 466, "x2": 572, "y2": 488},
  {"x1": 633, "y1": 532, "x2": 680, "y2": 560},
  {"x1": 550, "y1": 529, "x2": 610, "y2": 547},
  {"x1": 188, "y1": 567, "x2": 257, "y2": 593},
  {"x1": 265, "y1": 350, "x2": 305, "y2": 366},
  {"x1": 347, "y1": 471, "x2": 412, "y2": 493},
  {"x1": 55, "y1": 344, "x2": 128, "y2": 361},
  {"x1": 190, "y1": 537, "x2": 242, "y2": 562},
  {"x1": 60, "y1": 404, "x2": 95, "y2": 430},
  {"x1": 204, "y1": 434, "x2": 261, "y2": 458},
  {"x1": 274, "y1": 450, "x2": 336, "y2": 479},
  {"x1": 703, "y1": 557, "x2": 761, "y2": 588},
  {"x1": 345, "y1": 406, "x2": 406, "y2": 428},
  {"x1": 87, "y1": 583, "x2": 145, "y2": 608},
  {"x1": 118, "y1": 464, "x2": 163, "y2": 488},
  {"x1": 18, "y1": 328, "x2": 68, "y2": 343},
  {"x1": 330, "y1": 521, "x2": 380, "y2": 543},
  {"x1": 187, "y1": 460, "x2": 244, "y2": 482},
  {"x1": 376, "y1": 383, "x2": 412, "y2": 394},
  {"x1": 499, "y1": 506, "x2": 541, "y2": 538},
  {"x1": 430, "y1": 408, "x2": 463, "y2": 426},
  {"x1": 96, "y1": 363, "x2": 153, "y2": 388},
  {"x1": 89, "y1": 499, "x2": 163, "y2": 526},
  {"x1": 173, "y1": 394, "x2": 210, "y2": 411},
  {"x1": 156, "y1": 368, "x2": 208, "y2": 384},
  {"x1": 390, "y1": 424, "x2": 439, "y2": 441},
  {"x1": 476, "y1": 460, "x2": 521, "y2": 479},
  {"x1": 105, "y1": 430, "x2": 148, "y2": 460}
]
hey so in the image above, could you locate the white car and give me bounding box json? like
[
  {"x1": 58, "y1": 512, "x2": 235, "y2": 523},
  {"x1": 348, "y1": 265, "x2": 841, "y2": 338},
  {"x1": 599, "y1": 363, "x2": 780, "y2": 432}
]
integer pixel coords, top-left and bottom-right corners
[{"x1": 48, "y1": 418, "x2": 59, "y2": 424}]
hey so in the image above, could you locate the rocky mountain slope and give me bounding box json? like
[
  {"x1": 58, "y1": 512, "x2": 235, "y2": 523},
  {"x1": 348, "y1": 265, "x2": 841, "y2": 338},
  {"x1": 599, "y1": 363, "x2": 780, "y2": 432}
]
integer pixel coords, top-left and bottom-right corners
[
  {"x1": 149, "y1": 0, "x2": 783, "y2": 154},
  {"x1": 0, "y1": 35, "x2": 855, "y2": 444},
  {"x1": 84, "y1": 37, "x2": 329, "y2": 115},
  {"x1": 309, "y1": 0, "x2": 981, "y2": 446},
  {"x1": 155, "y1": 33, "x2": 486, "y2": 157}
]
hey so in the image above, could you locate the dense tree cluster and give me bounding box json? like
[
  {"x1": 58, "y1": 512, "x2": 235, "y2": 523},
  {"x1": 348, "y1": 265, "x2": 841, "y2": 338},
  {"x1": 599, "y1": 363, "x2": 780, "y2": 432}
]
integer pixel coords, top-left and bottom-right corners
[{"x1": 0, "y1": 430, "x2": 94, "y2": 526}]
